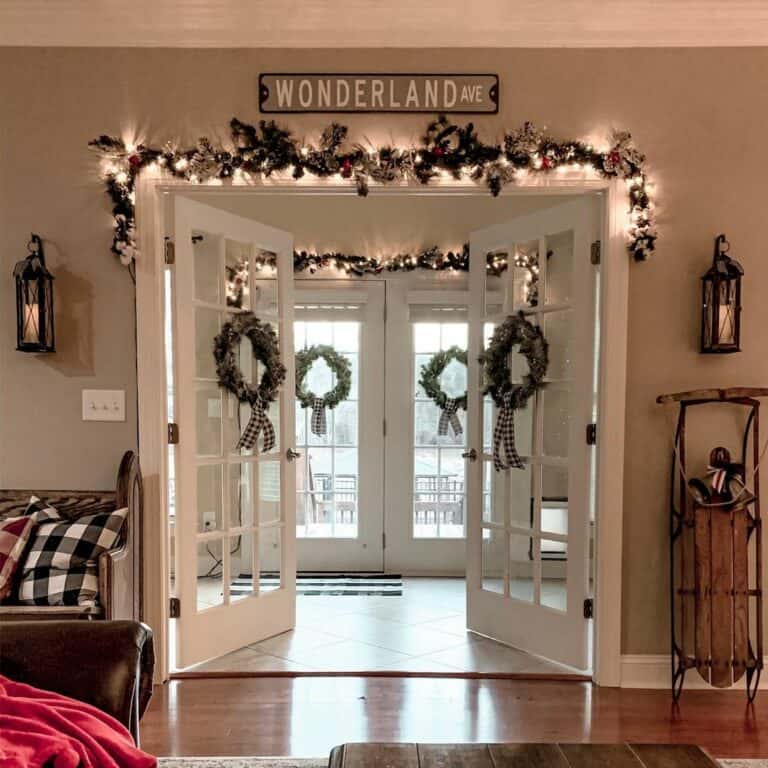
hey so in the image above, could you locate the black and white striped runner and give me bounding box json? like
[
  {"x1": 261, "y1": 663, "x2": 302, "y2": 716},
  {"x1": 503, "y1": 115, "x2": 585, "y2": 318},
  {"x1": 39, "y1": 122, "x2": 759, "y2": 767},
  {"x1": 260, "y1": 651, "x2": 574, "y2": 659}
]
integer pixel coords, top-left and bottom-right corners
[{"x1": 230, "y1": 572, "x2": 403, "y2": 597}]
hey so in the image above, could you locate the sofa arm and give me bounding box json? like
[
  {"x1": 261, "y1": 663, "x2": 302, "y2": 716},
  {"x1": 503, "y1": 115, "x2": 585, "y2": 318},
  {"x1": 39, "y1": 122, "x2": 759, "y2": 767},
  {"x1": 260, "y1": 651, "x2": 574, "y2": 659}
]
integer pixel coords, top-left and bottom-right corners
[
  {"x1": 0, "y1": 620, "x2": 154, "y2": 744},
  {"x1": 98, "y1": 450, "x2": 143, "y2": 621},
  {"x1": 99, "y1": 544, "x2": 137, "y2": 620}
]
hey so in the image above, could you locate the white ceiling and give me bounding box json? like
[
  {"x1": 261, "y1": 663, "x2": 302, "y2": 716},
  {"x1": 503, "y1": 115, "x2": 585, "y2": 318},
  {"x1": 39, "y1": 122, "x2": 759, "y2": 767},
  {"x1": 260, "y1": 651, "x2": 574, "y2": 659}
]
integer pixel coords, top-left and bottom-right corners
[{"x1": 1, "y1": 1, "x2": 768, "y2": 48}]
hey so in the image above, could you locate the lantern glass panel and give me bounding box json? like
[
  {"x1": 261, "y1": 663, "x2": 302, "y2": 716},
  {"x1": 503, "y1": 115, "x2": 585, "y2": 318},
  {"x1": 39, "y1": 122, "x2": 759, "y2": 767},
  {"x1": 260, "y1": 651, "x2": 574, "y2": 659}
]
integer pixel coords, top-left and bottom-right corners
[
  {"x1": 717, "y1": 280, "x2": 736, "y2": 347},
  {"x1": 702, "y1": 280, "x2": 714, "y2": 350},
  {"x1": 15, "y1": 247, "x2": 55, "y2": 353}
]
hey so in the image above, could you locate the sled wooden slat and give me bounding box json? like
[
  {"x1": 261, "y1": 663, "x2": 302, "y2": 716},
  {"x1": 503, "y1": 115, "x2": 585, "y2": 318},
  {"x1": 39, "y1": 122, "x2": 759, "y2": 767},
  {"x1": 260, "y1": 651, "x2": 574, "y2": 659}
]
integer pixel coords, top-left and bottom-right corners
[
  {"x1": 693, "y1": 507, "x2": 711, "y2": 684},
  {"x1": 709, "y1": 509, "x2": 733, "y2": 688},
  {"x1": 732, "y1": 510, "x2": 749, "y2": 683}
]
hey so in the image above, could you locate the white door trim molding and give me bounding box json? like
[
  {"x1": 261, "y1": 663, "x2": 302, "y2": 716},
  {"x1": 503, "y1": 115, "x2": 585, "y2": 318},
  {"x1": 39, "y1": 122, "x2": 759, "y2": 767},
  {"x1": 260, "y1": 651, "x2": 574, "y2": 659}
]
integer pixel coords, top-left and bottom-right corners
[{"x1": 136, "y1": 176, "x2": 629, "y2": 684}]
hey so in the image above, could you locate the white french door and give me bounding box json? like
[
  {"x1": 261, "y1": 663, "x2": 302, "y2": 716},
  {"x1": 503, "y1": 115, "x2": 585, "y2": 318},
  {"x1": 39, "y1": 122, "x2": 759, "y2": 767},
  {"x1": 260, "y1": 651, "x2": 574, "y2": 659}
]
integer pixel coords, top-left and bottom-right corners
[
  {"x1": 466, "y1": 197, "x2": 598, "y2": 670},
  {"x1": 293, "y1": 281, "x2": 385, "y2": 571},
  {"x1": 171, "y1": 196, "x2": 296, "y2": 669}
]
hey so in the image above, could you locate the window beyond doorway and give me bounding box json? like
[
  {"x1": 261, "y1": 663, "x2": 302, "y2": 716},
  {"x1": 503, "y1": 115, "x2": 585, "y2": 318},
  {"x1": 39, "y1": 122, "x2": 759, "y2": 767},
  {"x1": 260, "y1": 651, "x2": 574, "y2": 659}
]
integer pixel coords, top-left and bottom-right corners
[
  {"x1": 412, "y1": 320, "x2": 468, "y2": 539},
  {"x1": 295, "y1": 318, "x2": 360, "y2": 539}
]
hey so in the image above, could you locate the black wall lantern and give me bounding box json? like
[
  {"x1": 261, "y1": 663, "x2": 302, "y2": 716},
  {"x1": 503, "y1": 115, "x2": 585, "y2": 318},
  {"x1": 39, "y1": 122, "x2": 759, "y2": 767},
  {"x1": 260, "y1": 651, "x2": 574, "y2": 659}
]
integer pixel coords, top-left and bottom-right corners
[
  {"x1": 14, "y1": 234, "x2": 55, "y2": 353},
  {"x1": 701, "y1": 234, "x2": 742, "y2": 354}
]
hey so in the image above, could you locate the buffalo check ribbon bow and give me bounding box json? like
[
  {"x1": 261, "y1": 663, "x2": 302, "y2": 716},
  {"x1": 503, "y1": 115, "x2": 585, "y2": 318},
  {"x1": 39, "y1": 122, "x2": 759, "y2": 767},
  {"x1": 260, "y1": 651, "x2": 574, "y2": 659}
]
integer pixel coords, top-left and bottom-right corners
[
  {"x1": 438, "y1": 398, "x2": 463, "y2": 437},
  {"x1": 310, "y1": 396, "x2": 328, "y2": 437},
  {"x1": 236, "y1": 396, "x2": 276, "y2": 452},
  {"x1": 493, "y1": 390, "x2": 524, "y2": 471},
  {"x1": 707, "y1": 465, "x2": 728, "y2": 494}
]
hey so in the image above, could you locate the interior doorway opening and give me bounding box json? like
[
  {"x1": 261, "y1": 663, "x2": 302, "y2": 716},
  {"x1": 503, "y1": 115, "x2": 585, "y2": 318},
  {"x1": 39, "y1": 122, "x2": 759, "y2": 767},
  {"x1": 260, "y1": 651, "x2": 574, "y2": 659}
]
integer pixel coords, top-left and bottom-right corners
[{"x1": 162, "y1": 190, "x2": 601, "y2": 678}]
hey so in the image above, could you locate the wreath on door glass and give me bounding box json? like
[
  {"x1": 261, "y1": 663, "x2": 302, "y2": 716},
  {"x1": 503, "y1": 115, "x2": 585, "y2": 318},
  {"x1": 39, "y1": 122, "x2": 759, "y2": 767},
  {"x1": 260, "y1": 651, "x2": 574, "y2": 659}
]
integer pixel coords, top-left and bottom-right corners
[
  {"x1": 295, "y1": 344, "x2": 352, "y2": 437},
  {"x1": 479, "y1": 311, "x2": 548, "y2": 472},
  {"x1": 418, "y1": 346, "x2": 468, "y2": 438},
  {"x1": 213, "y1": 311, "x2": 286, "y2": 452}
]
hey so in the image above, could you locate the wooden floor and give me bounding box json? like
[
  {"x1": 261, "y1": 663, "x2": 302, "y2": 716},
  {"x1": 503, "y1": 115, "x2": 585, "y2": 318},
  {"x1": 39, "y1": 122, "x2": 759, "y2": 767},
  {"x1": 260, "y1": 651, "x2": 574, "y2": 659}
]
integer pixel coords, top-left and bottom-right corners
[{"x1": 141, "y1": 677, "x2": 767, "y2": 758}]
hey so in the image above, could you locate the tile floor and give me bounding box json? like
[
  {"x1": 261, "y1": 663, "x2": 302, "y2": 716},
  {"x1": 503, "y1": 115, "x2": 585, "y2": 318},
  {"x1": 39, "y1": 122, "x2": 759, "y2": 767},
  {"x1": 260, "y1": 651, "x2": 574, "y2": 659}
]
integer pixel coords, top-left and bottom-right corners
[{"x1": 189, "y1": 577, "x2": 579, "y2": 675}]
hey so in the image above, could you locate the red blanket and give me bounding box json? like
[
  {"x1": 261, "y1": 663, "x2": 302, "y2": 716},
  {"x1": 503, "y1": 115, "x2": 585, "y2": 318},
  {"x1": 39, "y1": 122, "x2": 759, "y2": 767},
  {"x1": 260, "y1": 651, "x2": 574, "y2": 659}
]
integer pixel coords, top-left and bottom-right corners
[{"x1": 0, "y1": 675, "x2": 156, "y2": 768}]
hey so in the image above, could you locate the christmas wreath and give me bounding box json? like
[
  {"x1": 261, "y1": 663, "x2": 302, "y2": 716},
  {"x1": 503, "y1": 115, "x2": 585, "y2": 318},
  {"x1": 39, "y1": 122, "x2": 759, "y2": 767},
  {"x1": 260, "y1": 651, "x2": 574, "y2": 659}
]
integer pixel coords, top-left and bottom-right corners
[
  {"x1": 418, "y1": 346, "x2": 468, "y2": 437},
  {"x1": 295, "y1": 344, "x2": 352, "y2": 436},
  {"x1": 213, "y1": 312, "x2": 286, "y2": 451},
  {"x1": 479, "y1": 312, "x2": 548, "y2": 471}
]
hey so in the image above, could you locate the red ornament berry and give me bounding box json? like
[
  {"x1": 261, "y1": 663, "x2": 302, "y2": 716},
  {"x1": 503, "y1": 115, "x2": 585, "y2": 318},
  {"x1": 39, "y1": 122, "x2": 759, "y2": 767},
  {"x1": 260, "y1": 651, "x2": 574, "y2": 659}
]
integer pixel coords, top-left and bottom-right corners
[
  {"x1": 609, "y1": 150, "x2": 621, "y2": 165},
  {"x1": 128, "y1": 154, "x2": 142, "y2": 168},
  {"x1": 540, "y1": 156, "x2": 552, "y2": 169},
  {"x1": 433, "y1": 147, "x2": 445, "y2": 158},
  {"x1": 340, "y1": 159, "x2": 353, "y2": 178}
]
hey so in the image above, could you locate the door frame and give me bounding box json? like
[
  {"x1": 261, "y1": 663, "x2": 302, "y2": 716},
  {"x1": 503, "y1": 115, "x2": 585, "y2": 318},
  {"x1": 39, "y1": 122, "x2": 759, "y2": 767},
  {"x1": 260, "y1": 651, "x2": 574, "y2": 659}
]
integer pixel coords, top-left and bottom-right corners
[{"x1": 136, "y1": 174, "x2": 629, "y2": 686}]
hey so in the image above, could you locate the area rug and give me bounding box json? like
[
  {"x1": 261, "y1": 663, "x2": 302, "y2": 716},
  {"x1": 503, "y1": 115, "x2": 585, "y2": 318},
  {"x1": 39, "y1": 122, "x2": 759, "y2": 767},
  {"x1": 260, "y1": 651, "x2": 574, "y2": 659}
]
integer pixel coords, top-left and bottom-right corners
[
  {"x1": 230, "y1": 573, "x2": 403, "y2": 597},
  {"x1": 720, "y1": 762, "x2": 768, "y2": 768},
  {"x1": 157, "y1": 758, "x2": 765, "y2": 768}
]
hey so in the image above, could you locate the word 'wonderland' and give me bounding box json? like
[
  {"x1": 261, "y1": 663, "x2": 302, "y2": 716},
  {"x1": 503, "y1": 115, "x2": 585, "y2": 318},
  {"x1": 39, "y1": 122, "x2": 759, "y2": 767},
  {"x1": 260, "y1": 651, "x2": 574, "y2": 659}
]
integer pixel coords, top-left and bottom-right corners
[{"x1": 259, "y1": 73, "x2": 499, "y2": 113}]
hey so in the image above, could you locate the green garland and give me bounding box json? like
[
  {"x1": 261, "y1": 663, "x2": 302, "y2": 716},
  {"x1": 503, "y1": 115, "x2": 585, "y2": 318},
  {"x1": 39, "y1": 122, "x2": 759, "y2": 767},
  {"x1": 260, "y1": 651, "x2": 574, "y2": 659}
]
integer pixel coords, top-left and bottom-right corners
[
  {"x1": 90, "y1": 116, "x2": 657, "y2": 271},
  {"x1": 295, "y1": 344, "x2": 351, "y2": 409},
  {"x1": 419, "y1": 346, "x2": 468, "y2": 410},
  {"x1": 480, "y1": 312, "x2": 548, "y2": 409},
  {"x1": 213, "y1": 312, "x2": 286, "y2": 404}
]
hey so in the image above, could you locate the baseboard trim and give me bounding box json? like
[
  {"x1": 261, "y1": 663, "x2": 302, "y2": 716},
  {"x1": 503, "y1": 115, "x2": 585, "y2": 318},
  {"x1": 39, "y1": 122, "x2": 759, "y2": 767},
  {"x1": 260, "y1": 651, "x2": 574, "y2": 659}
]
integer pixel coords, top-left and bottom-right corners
[{"x1": 621, "y1": 654, "x2": 766, "y2": 690}]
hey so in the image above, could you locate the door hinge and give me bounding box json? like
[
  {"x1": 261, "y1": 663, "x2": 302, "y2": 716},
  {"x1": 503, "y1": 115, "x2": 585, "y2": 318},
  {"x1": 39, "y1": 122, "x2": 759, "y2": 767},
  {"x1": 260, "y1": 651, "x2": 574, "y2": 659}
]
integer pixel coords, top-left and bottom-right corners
[
  {"x1": 583, "y1": 598, "x2": 594, "y2": 619},
  {"x1": 168, "y1": 422, "x2": 180, "y2": 444},
  {"x1": 590, "y1": 240, "x2": 601, "y2": 265},
  {"x1": 586, "y1": 423, "x2": 597, "y2": 445},
  {"x1": 164, "y1": 238, "x2": 175, "y2": 265},
  {"x1": 382, "y1": 532, "x2": 386, "y2": 550},
  {"x1": 169, "y1": 597, "x2": 181, "y2": 619},
  {"x1": 383, "y1": 418, "x2": 387, "y2": 437}
]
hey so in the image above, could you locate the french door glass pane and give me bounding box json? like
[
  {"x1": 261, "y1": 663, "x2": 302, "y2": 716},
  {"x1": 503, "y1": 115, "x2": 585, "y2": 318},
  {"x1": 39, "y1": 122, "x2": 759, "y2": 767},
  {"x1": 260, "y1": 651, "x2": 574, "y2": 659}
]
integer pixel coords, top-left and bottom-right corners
[
  {"x1": 334, "y1": 401, "x2": 357, "y2": 445},
  {"x1": 259, "y1": 527, "x2": 281, "y2": 591},
  {"x1": 195, "y1": 308, "x2": 221, "y2": 379},
  {"x1": 543, "y1": 310, "x2": 573, "y2": 381},
  {"x1": 295, "y1": 319, "x2": 360, "y2": 539},
  {"x1": 193, "y1": 231, "x2": 221, "y2": 305},
  {"x1": 196, "y1": 540, "x2": 224, "y2": 611},
  {"x1": 510, "y1": 533, "x2": 535, "y2": 604},
  {"x1": 413, "y1": 321, "x2": 468, "y2": 538},
  {"x1": 544, "y1": 230, "x2": 574, "y2": 306},
  {"x1": 230, "y1": 531, "x2": 255, "y2": 602},
  {"x1": 482, "y1": 527, "x2": 505, "y2": 594},
  {"x1": 252, "y1": 250, "x2": 279, "y2": 315},
  {"x1": 197, "y1": 464, "x2": 223, "y2": 533},
  {"x1": 225, "y1": 239, "x2": 250, "y2": 310},
  {"x1": 541, "y1": 465, "x2": 568, "y2": 536},
  {"x1": 258, "y1": 461, "x2": 281, "y2": 524},
  {"x1": 229, "y1": 462, "x2": 255, "y2": 528},
  {"x1": 196, "y1": 387, "x2": 223, "y2": 457},
  {"x1": 509, "y1": 463, "x2": 534, "y2": 530},
  {"x1": 542, "y1": 387, "x2": 570, "y2": 458}
]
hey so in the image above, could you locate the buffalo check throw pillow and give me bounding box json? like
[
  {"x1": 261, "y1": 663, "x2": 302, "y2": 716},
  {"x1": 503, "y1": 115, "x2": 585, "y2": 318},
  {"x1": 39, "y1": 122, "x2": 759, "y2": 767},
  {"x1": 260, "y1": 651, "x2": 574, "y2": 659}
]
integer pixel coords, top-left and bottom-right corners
[
  {"x1": 17, "y1": 497, "x2": 128, "y2": 606},
  {"x1": 0, "y1": 516, "x2": 36, "y2": 601}
]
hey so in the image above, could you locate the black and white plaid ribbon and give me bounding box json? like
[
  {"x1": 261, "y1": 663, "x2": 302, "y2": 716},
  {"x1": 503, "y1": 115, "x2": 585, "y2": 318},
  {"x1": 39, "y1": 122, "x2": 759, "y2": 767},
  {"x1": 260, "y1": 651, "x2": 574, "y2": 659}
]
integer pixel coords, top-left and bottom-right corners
[
  {"x1": 438, "y1": 398, "x2": 463, "y2": 437},
  {"x1": 310, "y1": 397, "x2": 327, "y2": 436},
  {"x1": 493, "y1": 391, "x2": 524, "y2": 471},
  {"x1": 236, "y1": 397, "x2": 275, "y2": 452}
]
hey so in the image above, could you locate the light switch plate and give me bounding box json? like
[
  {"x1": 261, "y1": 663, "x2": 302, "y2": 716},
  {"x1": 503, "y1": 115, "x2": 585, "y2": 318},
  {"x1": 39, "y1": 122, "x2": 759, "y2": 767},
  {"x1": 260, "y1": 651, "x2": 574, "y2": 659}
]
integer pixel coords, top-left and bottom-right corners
[{"x1": 82, "y1": 389, "x2": 126, "y2": 422}]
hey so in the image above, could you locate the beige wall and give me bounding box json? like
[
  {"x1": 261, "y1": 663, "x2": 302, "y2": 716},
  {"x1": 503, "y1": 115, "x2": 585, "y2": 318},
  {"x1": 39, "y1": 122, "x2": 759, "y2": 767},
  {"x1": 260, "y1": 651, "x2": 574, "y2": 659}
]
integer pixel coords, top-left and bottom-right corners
[{"x1": 2, "y1": 47, "x2": 767, "y2": 654}]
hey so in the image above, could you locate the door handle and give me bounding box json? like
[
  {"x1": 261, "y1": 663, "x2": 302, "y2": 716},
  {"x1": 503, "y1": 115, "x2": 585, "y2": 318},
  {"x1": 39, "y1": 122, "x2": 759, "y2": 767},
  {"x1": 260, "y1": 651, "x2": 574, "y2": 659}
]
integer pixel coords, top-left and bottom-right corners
[
  {"x1": 286, "y1": 448, "x2": 301, "y2": 461},
  {"x1": 462, "y1": 448, "x2": 478, "y2": 462}
]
